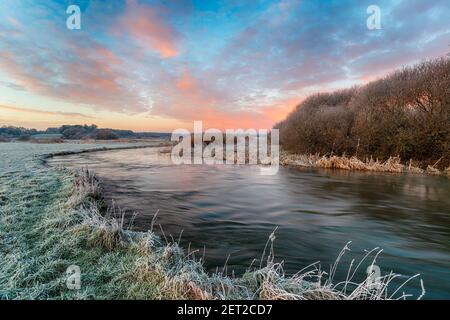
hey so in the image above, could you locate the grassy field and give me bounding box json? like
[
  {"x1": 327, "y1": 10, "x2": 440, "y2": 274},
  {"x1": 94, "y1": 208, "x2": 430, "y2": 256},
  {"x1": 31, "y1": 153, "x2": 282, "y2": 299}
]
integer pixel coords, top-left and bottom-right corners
[{"x1": 0, "y1": 142, "x2": 424, "y2": 300}]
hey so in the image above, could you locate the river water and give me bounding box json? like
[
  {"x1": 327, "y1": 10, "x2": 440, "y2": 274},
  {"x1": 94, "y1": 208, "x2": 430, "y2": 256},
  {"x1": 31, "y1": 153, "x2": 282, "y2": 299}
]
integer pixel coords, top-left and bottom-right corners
[{"x1": 49, "y1": 146, "x2": 450, "y2": 299}]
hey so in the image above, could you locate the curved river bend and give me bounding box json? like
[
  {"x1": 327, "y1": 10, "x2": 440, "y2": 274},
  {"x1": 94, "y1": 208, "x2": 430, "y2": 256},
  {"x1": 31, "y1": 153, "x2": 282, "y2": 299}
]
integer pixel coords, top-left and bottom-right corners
[{"x1": 49, "y1": 147, "x2": 450, "y2": 299}]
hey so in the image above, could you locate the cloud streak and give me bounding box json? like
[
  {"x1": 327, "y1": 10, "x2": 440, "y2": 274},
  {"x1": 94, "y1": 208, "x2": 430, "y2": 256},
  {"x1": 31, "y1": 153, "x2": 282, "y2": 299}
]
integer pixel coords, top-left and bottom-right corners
[{"x1": 0, "y1": 105, "x2": 94, "y2": 118}]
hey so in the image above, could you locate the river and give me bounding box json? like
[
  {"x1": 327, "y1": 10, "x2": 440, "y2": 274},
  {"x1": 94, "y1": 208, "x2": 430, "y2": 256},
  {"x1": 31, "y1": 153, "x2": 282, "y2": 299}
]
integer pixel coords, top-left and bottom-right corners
[{"x1": 49, "y1": 146, "x2": 450, "y2": 299}]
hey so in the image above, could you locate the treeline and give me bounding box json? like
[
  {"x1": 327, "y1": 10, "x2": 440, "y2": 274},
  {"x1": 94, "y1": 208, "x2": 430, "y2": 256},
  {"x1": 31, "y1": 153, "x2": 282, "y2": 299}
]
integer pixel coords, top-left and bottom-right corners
[
  {"x1": 275, "y1": 57, "x2": 450, "y2": 168},
  {"x1": 59, "y1": 124, "x2": 132, "y2": 140},
  {"x1": 0, "y1": 126, "x2": 40, "y2": 140},
  {"x1": 0, "y1": 124, "x2": 170, "y2": 141}
]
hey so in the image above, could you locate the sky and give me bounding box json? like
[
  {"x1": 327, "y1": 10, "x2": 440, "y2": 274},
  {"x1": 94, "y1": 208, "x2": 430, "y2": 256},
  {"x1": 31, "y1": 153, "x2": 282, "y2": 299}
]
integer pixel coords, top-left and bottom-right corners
[{"x1": 0, "y1": 0, "x2": 449, "y2": 132}]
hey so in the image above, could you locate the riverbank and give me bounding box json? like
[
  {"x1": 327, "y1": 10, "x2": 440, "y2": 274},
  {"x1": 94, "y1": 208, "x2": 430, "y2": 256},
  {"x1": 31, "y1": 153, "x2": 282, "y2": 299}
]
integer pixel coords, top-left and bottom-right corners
[
  {"x1": 0, "y1": 142, "x2": 425, "y2": 299},
  {"x1": 163, "y1": 142, "x2": 449, "y2": 176},
  {"x1": 280, "y1": 151, "x2": 450, "y2": 176}
]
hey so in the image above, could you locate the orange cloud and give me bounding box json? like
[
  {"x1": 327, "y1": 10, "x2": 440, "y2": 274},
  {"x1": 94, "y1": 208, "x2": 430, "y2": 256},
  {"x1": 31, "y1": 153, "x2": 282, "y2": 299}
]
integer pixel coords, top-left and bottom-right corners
[
  {"x1": 95, "y1": 47, "x2": 121, "y2": 66},
  {"x1": 154, "y1": 87, "x2": 299, "y2": 130},
  {"x1": 0, "y1": 104, "x2": 95, "y2": 130},
  {"x1": 143, "y1": 68, "x2": 302, "y2": 130},
  {"x1": 0, "y1": 103, "x2": 188, "y2": 132},
  {"x1": 193, "y1": 108, "x2": 285, "y2": 131},
  {"x1": 259, "y1": 97, "x2": 300, "y2": 123},
  {"x1": 118, "y1": 0, "x2": 179, "y2": 58},
  {"x1": 0, "y1": 104, "x2": 94, "y2": 118},
  {"x1": 176, "y1": 72, "x2": 196, "y2": 91},
  {"x1": 175, "y1": 71, "x2": 215, "y2": 104}
]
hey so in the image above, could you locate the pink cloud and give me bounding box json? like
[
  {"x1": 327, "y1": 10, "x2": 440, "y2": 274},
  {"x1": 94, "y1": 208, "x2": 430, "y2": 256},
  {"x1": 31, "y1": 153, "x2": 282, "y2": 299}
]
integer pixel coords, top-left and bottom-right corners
[
  {"x1": 150, "y1": 70, "x2": 298, "y2": 130},
  {"x1": 193, "y1": 100, "x2": 296, "y2": 130},
  {"x1": 117, "y1": 0, "x2": 179, "y2": 58},
  {"x1": 0, "y1": 51, "x2": 46, "y2": 92},
  {"x1": 0, "y1": 40, "x2": 146, "y2": 113},
  {"x1": 6, "y1": 16, "x2": 22, "y2": 28}
]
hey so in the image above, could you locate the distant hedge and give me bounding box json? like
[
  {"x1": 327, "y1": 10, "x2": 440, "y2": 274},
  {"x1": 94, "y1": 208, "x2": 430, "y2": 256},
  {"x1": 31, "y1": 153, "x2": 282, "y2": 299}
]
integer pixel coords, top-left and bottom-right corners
[
  {"x1": 0, "y1": 124, "x2": 170, "y2": 140},
  {"x1": 275, "y1": 57, "x2": 450, "y2": 168}
]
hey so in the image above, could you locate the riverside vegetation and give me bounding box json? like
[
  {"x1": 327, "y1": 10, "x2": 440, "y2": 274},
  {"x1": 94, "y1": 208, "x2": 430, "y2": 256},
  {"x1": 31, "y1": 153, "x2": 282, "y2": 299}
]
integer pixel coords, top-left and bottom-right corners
[
  {"x1": 0, "y1": 142, "x2": 425, "y2": 299},
  {"x1": 276, "y1": 57, "x2": 450, "y2": 174}
]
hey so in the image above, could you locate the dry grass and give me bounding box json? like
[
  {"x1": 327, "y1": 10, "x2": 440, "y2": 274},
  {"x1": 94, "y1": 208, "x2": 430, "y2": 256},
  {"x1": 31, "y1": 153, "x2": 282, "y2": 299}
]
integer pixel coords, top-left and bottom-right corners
[{"x1": 280, "y1": 152, "x2": 449, "y2": 176}]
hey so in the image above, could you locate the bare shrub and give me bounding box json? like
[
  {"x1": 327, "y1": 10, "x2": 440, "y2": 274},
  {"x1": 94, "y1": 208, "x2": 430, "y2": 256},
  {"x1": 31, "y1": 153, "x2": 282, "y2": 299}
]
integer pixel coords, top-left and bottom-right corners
[{"x1": 277, "y1": 57, "x2": 450, "y2": 169}]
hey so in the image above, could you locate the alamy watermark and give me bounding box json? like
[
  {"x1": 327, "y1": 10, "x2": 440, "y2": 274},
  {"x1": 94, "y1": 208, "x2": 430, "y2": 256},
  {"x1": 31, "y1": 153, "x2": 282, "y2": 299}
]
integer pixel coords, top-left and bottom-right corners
[
  {"x1": 170, "y1": 121, "x2": 279, "y2": 175},
  {"x1": 367, "y1": 5, "x2": 382, "y2": 30},
  {"x1": 366, "y1": 264, "x2": 382, "y2": 290},
  {"x1": 66, "y1": 5, "x2": 81, "y2": 30},
  {"x1": 66, "y1": 265, "x2": 81, "y2": 290}
]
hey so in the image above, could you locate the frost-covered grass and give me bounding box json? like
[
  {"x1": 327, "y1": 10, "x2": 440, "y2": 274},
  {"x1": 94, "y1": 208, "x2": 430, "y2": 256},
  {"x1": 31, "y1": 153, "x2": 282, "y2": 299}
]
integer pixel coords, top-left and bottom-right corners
[{"x1": 0, "y1": 142, "x2": 425, "y2": 299}]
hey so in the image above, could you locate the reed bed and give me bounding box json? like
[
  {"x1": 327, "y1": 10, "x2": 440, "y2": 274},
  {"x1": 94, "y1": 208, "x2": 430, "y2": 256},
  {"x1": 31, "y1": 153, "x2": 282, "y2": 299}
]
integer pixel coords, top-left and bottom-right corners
[{"x1": 280, "y1": 152, "x2": 448, "y2": 176}]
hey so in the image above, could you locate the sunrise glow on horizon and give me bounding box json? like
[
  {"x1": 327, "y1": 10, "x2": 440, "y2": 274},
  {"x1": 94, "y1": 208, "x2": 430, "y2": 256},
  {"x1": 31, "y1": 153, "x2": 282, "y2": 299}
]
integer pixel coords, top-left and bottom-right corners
[{"x1": 1, "y1": 0, "x2": 449, "y2": 132}]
